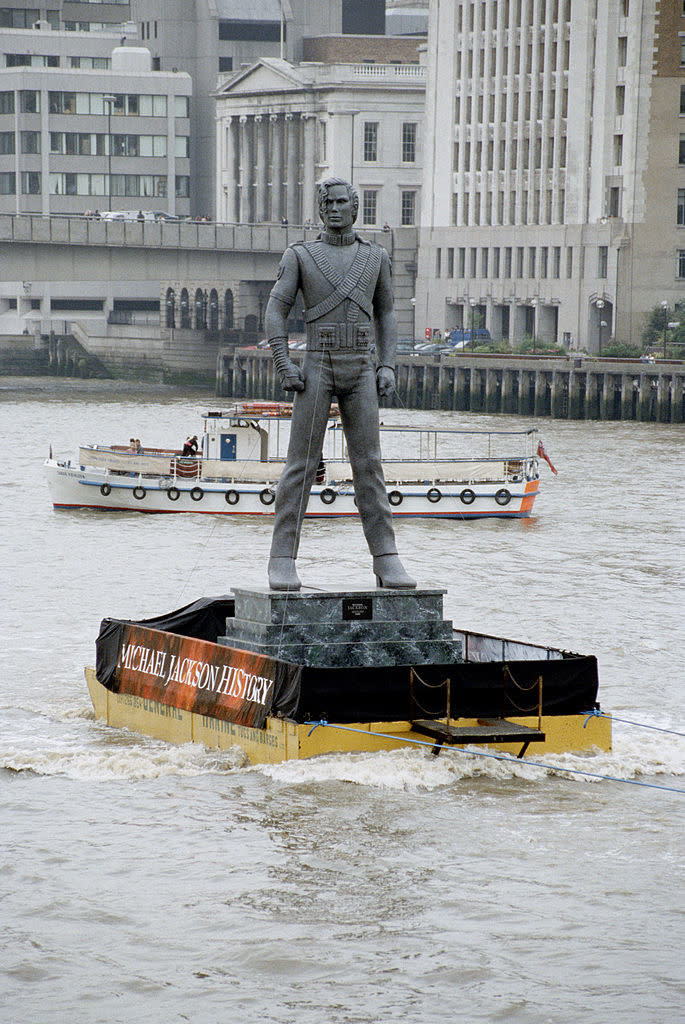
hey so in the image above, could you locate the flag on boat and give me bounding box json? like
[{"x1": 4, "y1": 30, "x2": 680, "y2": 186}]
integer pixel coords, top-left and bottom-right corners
[{"x1": 537, "y1": 440, "x2": 558, "y2": 475}]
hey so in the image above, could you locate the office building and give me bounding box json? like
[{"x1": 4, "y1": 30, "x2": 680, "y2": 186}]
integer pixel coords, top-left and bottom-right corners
[
  {"x1": 0, "y1": 26, "x2": 191, "y2": 216},
  {"x1": 417, "y1": 0, "x2": 685, "y2": 351}
]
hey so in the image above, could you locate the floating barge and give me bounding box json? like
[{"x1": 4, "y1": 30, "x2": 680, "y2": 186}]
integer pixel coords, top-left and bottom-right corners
[{"x1": 87, "y1": 589, "x2": 611, "y2": 764}]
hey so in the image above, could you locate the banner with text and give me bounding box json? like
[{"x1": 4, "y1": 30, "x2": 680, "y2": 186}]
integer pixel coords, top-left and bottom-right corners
[{"x1": 96, "y1": 620, "x2": 301, "y2": 728}]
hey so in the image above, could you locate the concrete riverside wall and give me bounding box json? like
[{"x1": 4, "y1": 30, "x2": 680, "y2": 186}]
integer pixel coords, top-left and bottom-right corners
[
  {"x1": 70, "y1": 323, "x2": 222, "y2": 383},
  {"x1": 224, "y1": 350, "x2": 685, "y2": 423}
]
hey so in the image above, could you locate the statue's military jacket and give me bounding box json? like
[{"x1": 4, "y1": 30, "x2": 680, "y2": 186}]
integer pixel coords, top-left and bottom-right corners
[{"x1": 268, "y1": 233, "x2": 396, "y2": 365}]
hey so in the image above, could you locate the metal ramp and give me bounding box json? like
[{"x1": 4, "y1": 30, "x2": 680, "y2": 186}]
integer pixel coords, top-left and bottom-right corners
[{"x1": 411, "y1": 718, "x2": 546, "y2": 758}]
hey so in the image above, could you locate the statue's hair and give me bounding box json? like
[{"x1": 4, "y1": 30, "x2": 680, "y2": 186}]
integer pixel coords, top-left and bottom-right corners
[{"x1": 317, "y1": 177, "x2": 359, "y2": 222}]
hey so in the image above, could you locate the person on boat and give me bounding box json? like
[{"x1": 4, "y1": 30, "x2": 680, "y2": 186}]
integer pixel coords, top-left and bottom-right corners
[
  {"x1": 182, "y1": 435, "x2": 199, "y2": 456},
  {"x1": 264, "y1": 175, "x2": 415, "y2": 592},
  {"x1": 127, "y1": 437, "x2": 137, "y2": 453},
  {"x1": 135, "y1": 438, "x2": 143, "y2": 453}
]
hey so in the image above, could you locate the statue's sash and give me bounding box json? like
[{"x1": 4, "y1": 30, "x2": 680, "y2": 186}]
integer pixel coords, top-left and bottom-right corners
[{"x1": 299, "y1": 240, "x2": 382, "y2": 323}]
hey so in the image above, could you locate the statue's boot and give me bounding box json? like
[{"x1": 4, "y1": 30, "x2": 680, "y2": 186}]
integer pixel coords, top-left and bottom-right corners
[
  {"x1": 268, "y1": 557, "x2": 301, "y2": 591},
  {"x1": 372, "y1": 554, "x2": 416, "y2": 589}
]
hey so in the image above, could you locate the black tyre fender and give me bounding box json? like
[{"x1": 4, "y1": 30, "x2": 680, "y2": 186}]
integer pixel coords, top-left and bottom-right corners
[
  {"x1": 460, "y1": 488, "x2": 476, "y2": 505},
  {"x1": 259, "y1": 488, "x2": 276, "y2": 505},
  {"x1": 133, "y1": 485, "x2": 146, "y2": 500},
  {"x1": 225, "y1": 489, "x2": 239, "y2": 505},
  {"x1": 167, "y1": 487, "x2": 180, "y2": 501},
  {"x1": 190, "y1": 486, "x2": 204, "y2": 501},
  {"x1": 100, "y1": 483, "x2": 111, "y2": 496},
  {"x1": 388, "y1": 490, "x2": 403, "y2": 506},
  {"x1": 320, "y1": 488, "x2": 336, "y2": 505},
  {"x1": 426, "y1": 487, "x2": 441, "y2": 503},
  {"x1": 495, "y1": 488, "x2": 512, "y2": 506}
]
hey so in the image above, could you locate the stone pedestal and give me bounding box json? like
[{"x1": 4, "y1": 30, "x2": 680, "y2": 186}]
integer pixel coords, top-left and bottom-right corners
[{"x1": 218, "y1": 587, "x2": 464, "y2": 668}]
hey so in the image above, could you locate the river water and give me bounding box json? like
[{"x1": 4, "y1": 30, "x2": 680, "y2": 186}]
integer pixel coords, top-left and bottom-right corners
[{"x1": 1, "y1": 379, "x2": 683, "y2": 1024}]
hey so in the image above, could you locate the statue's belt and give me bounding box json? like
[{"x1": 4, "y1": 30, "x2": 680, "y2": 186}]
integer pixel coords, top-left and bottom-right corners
[
  {"x1": 301, "y1": 242, "x2": 382, "y2": 324},
  {"x1": 306, "y1": 322, "x2": 375, "y2": 352}
]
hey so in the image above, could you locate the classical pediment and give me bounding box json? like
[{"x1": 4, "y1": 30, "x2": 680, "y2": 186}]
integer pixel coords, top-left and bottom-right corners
[{"x1": 216, "y1": 58, "x2": 307, "y2": 98}]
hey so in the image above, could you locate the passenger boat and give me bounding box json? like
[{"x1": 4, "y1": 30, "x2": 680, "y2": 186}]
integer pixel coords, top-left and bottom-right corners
[
  {"x1": 86, "y1": 590, "x2": 611, "y2": 765},
  {"x1": 46, "y1": 402, "x2": 545, "y2": 519}
]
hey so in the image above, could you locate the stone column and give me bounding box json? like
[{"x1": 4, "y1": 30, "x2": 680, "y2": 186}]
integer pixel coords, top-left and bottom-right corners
[
  {"x1": 672, "y1": 373, "x2": 684, "y2": 423},
  {"x1": 270, "y1": 114, "x2": 283, "y2": 222},
  {"x1": 637, "y1": 373, "x2": 654, "y2": 422},
  {"x1": 585, "y1": 372, "x2": 599, "y2": 420},
  {"x1": 620, "y1": 373, "x2": 634, "y2": 420},
  {"x1": 301, "y1": 113, "x2": 316, "y2": 224},
  {"x1": 255, "y1": 115, "x2": 269, "y2": 223},
  {"x1": 285, "y1": 113, "x2": 299, "y2": 224},
  {"x1": 568, "y1": 371, "x2": 583, "y2": 419},
  {"x1": 600, "y1": 373, "x2": 614, "y2": 420},
  {"x1": 657, "y1": 374, "x2": 672, "y2": 422},
  {"x1": 485, "y1": 368, "x2": 500, "y2": 412},
  {"x1": 238, "y1": 115, "x2": 251, "y2": 224},
  {"x1": 534, "y1": 370, "x2": 547, "y2": 416}
]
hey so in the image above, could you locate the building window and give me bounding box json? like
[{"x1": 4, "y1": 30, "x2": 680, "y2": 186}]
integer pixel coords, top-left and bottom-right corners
[
  {"x1": 609, "y1": 187, "x2": 620, "y2": 217},
  {"x1": 218, "y1": 19, "x2": 282, "y2": 41},
  {"x1": 493, "y1": 247, "x2": 500, "y2": 277},
  {"x1": 540, "y1": 247, "x2": 548, "y2": 278},
  {"x1": 400, "y1": 190, "x2": 416, "y2": 225},
  {"x1": 678, "y1": 189, "x2": 685, "y2": 225},
  {"x1": 516, "y1": 247, "x2": 524, "y2": 278},
  {"x1": 504, "y1": 247, "x2": 512, "y2": 278},
  {"x1": 401, "y1": 122, "x2": 416, "y2": 162},
  {"x1": 614, "y1": 135, "x2": 623, "y2": 166},
  {"x1": 0, "y1": 91, "x2": 14, "y2": 114},
  {"x1": 435, "y1": 248, "x2": 441, "y2": 277},
  {"x1": 175, "y1": 136, "x2": 190, "y2": 158},
  {"x1": 681, "y1": 37, "x2": 685, "y2": 67},
  {"x1": 447, "y1": 247, "x2": 454, "y2": 277},
  {"x1": 681, "y1": 85, "x2": 685, "y2": 116},
  {"x1": 362, "y1": 189, "x2": 377, "y2": 225},
  {"x1": 175, "y1": 175, "x2": 189, "y2": 198},
  {"x1": 618, "y1": 37, "x2": 627, "y2": 66},
  {"x1": 20, "y1": 130, "x2": 40, "y2": 154},
  {"x1": 0, "y1": 171, "x2": 15, "y2": 194},
  {"x1": 678, "y1": 251, "x2": 685, "y2": 279},
  {"x1": 458, "y1": 247, "x2": 465, "y2": 277},
  {"x1": 481, "y1": 247, "x2": 488, "y2": 277},
  {"x1": 528, "y1": 247, "x2": 536, "y2": 277},
  {"x1": 616, "y1": 85, "x2": 625, "y2": 116},
  {"x1": 21, "y1": 170, "x2": 41, "y2": 194},
  {"x1": 174, "y1": 96, "x2": 189, "y2": 118},
  {"x1": 553, "y1": 246, "x2": 561, "y2": 279},
  {"x1": 0, "y1": 131, "x2": 15, "y2": 155},
  {"x1": 363, "y1": 122, "x2": 378, "y2": 162},
  {"x1": 218, "y1": 57, "x2": 233, "y2": 73},
  {"x1": 20, "y1": 90, "x2": 39, "y2": 113},
  {"x1": 0, "y1": 8, "x2": 39, "y2": 28},
  {"x1": 566, "y1": 246, "x2": 573, "y2": 278},
  {"x1": 598, "y1": 246, "x2": 608, "y2": 278},
  {"x1": 679, "y1": 135, "x2": 685, "y2": 164}
]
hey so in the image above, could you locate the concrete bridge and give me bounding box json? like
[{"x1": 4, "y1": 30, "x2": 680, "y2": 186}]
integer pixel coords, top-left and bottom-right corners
[
  {"x1": 226, "y1": 349, "x2": 685, "y2": 423},
  {"x1": 0, "y1": 213, "x2": 418, "y2": 344}
]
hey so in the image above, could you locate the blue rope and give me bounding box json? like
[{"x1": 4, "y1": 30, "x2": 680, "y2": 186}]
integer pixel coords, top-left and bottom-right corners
[
  {"x1": 583, "y1": 708, "x2": 685, "y2": 737},
  {"x1": 303, "y1": 720, "x2": 685, "y2": 795}
]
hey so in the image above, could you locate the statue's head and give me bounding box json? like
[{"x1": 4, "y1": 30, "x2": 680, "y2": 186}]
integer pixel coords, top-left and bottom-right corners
[{"x1": 317, "y1": 177, "x2": 358, "y2": 228}]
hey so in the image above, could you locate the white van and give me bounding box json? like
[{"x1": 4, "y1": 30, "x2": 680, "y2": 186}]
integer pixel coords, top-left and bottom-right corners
[{"x1": 101, "y1": 210, "x2": 155, "y2": 222}]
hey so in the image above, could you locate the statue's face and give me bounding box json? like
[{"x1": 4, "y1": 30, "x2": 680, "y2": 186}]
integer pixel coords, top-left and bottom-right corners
[{"x1": 323, "y1": 184, "x2": 354, "y2": 232}]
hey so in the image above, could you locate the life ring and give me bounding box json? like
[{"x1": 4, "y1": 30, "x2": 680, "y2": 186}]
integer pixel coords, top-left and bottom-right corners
[
  {"x1": 133, "y1": 485, "x2": 146, "y2": 500},
  {"x1": 388, "y1": 490, "x2": 403, "y2": 506},
  {"x1": 320, "y1": 488, "x2": 336, "y2": 505},
  {"x1": 190, "y1": 486, "x2": 204, "y2": 501},
  {"x1": 167, "y1": 487, "x2": 180, "y2": 501},
  {"x1": 495, "y1": 488, "x2": 512, "y2": 506},
  {"x1": 100, "y1": 483, "x2": 111, "y2": 496},
  {"x1": 426, "y1": 487, "x2": 441, "y2": 503},
  {"x1": 259, "y1": 487, "x2": 276, "y2": 505},
  {"x1": 225, "y1": 489, "x2": 239, "y2": 505},
  {"x1": 460, "y1": 488, "x2": 476, "y2": 505}
]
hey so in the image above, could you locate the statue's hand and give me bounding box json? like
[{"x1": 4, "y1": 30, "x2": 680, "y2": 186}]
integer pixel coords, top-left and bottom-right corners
[
  {"x1": 376, "y1": 366, "x2": 395, "y2": 397},
  {"x1": 279, "y1": 361, "x2": 305, "y2": 392}
]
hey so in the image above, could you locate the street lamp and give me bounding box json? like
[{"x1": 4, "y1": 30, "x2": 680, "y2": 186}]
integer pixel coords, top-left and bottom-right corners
[
  {"x1": 409, "y1": 296, "x2": 416, "y2": 343},
  {"x1": 469, "y1": 297, "x2": 476, "y2": 349},
  {"x1": 666, "y1": 320, "x2": 680, "y2": 359},
  {"x1": 599, "y1": 320, "x2": 607, "y2": 356},
  {"x1": 103, "y1": 94, "x2": 116, "y2": 214}
]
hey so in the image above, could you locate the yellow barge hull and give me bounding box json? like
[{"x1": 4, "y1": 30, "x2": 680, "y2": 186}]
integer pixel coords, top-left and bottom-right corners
[{"x1": 85, "y1": 667, "x2": 611, "y2": 764}]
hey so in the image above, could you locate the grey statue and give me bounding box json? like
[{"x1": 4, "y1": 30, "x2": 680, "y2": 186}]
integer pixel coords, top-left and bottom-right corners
[{"x1": 264, "y1": 176, "x2": 416, "y2": 592}]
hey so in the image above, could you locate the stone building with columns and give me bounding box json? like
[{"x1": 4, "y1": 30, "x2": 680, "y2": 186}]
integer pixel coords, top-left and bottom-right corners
[{"x1": 214, "y1": 57, "x2": 425, "y2": 230}]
